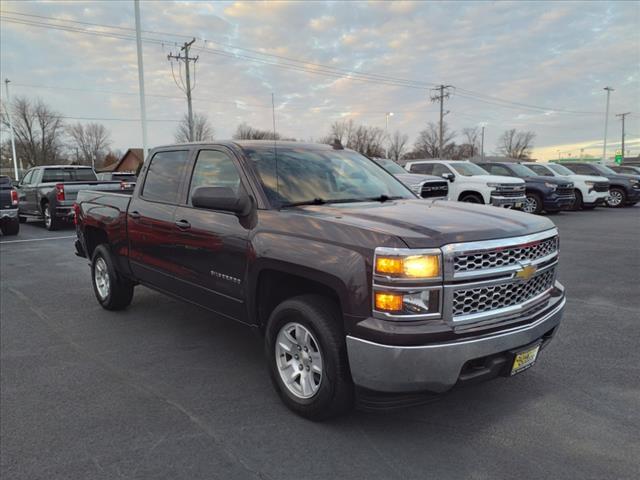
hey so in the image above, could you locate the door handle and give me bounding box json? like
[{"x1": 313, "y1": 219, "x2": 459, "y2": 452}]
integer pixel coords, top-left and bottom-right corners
[
  {"x1": 129, "y1": 211, "x2": 141, "y2": 220},
  {"x1": 175, "y1": 219, "x2": 191, "y2": 230}
]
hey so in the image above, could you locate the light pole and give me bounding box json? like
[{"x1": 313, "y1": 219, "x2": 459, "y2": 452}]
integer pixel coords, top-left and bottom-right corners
[
  {"x1": 4, "y1": 79, "x2": 19, "y2": 179},
  {"x1": 385, "y1": 112, "x2": 394, "y2": 159},
  {"x1": 557, "y1": 150, "x2": 561, "y2": 160},
  {"x1": 479, "y1": 123, "x2": 486, "y2": 161},
  {"x1": 601, "y1": 86, "x2": 614, "y2": 164}
]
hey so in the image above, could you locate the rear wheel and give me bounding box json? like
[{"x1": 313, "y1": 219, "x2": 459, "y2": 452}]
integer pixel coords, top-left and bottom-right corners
[
  {"x1": 91, "y1": 245, "x2": 134, "y2": 310},
  {"x1": 571, "y1": 189, "x2": 583, "y2": 211},
  {"x1": 42, "y1": 203, "x2": 61, "y2": 231},
  {"x1": 0, "y1": 219, "x2": 19, "y2": 236},
  {"x1": 523, "y1": 192, "x2": 542, "y2": 214},
  {"x1": 459, "y1": 193, "x2": 483, "y2": 204},
  {"x1": 606, "y1": 188, "x2": 626, "y2": 208},
  {"x1": 265, "y1": 295, "x2": 354, "y2": 420}
]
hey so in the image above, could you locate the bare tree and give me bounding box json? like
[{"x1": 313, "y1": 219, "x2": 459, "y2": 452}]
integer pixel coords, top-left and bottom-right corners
[
  {"x1": 175, "y1": 112, "x2": 215, "y2": 143},
  {"x1": 496, "y1": 129, "x2": 536, "y2": 159},
  {"x1": 387, "y1": 131, "x2": 409, "y2": 162},
  {"x1": 321, "y1": 120, "x2": 385, "y2": 157},
  {"x1": 233, "y1": 122, "x2": 280, "y2": 140},
  {"x1": 67, "y1": 122, "x2": 111, "y2": 166},
  {"x1": 413, "y1": 122, "x2": 456, "y2": 158},
  {"x1": 1, "y1": 96, "x2": 65, "y2": 168},
  {"x1": 458, "y1": 127, "x2": 480, "y2": 158}
]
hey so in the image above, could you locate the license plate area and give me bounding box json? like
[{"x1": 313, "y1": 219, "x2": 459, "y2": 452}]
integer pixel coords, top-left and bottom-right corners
[{"x1": 509, "y1": 341, "x2": 541, "y2": 376}]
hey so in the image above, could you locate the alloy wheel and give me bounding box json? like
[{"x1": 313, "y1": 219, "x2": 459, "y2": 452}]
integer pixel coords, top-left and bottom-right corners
[
  {"x1": 607, "y1": 190, "x2": 623, "y2": 207},
  {"x1": 275, "y1": 322, "x2": 323, "y2": 399},
  {"x1": 94, "y1": 257, "x2": 110, "y2": 300},
  {"x1": 523, "y1": 195, "x2": 537, "y2": 214}
]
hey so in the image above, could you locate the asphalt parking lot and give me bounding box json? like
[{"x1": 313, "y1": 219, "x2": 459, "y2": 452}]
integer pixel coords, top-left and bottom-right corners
[{"x1": 1, "y1": 207, "x2": 639, "y2": 480}]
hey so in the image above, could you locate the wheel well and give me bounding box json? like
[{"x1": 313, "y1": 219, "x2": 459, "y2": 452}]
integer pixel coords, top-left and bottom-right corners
[
  {"x1": 83, "y1": 226, "x2": 109, "y2": 258},
  {"x1": 255, "y1": 270, "x2": 342, "y2": 332},
  {"x1": 458, "y1": 191, "x2": 484, "y2": 203}
]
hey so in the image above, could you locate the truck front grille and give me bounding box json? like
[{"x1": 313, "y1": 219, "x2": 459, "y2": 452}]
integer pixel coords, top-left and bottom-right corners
[
  {"x1": 420, "y1": 182, "x2": 448, "y2": 198},
  {"x1": 556, "y1": 186, "x2": 574, "y2": 196},
  {"x1": 454, "y1": 236, "x2": 558, "y2": 273},
  {"x1": 594, "y1": 182, "x2": 609, "y2": 192},
  {"x1": 493, "y1": 185, "x2": 525, "y2": 197},
  {"x1": 453, "y1": 268, "x2": 555, "y2": 317}
]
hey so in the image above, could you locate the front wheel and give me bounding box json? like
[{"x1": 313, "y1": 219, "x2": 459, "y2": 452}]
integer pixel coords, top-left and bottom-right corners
[
  {"x1": 606, "y1": 188, "x2": 626, "y2": 208},
  {"x1": 523, "y1": 192, "x2": 543, "y2": 214},
  {"x1": 265, "y1": 295, "x2": 354, "y2": 420},
  {"x1": 571, "y1": 189, "x2": 583, "y2": 211},
  {"x1": 91, "y1": 245, "x2": 134, "y2": 310},
  {"x1": 459, "y1": 193, "x2": 484, "y2": 204}
]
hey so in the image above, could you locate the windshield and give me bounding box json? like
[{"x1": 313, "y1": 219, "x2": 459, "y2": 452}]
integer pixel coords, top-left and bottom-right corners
[
  {"x1": 245, "y1": 147, "x2": 414, "y2": 206},
  {"x1": 449, "y1": 163, "x2": 489, "y2": 176},
  {"x1": 547, "y1": 163, "x2": 574, "y2": 176},
  {"x1": 376, "y1": 159, "x2": 407, "y2": 175},
  {"x1": 526, "y1": 164, "x2": 554, "y2": 176},
  {"x1": 509, "y1": 164, "x2": 537, "y2": 177},
  {"x1": 592, "y1": 164, "x2": 618, "y2": 176}
]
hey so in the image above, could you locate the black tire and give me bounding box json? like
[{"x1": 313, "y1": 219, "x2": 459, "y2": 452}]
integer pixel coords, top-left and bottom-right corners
[
  {"x1": 606, "y1": 187, "x2": 626, "y2": 208},
  {"x1": 459, "y1": 193, "x2": 484, "y2": 204},
  {"x1": 0, "y1": 219, "x2": 20, "y2": 236},
  {"x1": 265, "y1": 294, "x2": 354, "y2": 420},
  {"x1": 91, "y1": 245, "x2": 134, "y2": 310},
  {"x1": 523, "y1": 192, "x2": 543, "y2": 214},
  {"x1": 571, "y1": 189, "x2": 583, "y2": 211},
  {"x1": 42, "y1": 203, "x2": 61, "y2": 231},
  {"x1": 19, "y1": 215, "x2": 27, "y2": 224}
]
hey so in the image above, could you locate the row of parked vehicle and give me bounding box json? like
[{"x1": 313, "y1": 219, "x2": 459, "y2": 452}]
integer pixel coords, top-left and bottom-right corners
[{"x1": 376, "y1": 158, "x2": 640, "y2": 214}]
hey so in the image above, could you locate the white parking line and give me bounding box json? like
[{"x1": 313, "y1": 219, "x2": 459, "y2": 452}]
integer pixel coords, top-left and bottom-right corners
[{"x1": 0, "y1": 235, "x2": 76, "y2": 244}]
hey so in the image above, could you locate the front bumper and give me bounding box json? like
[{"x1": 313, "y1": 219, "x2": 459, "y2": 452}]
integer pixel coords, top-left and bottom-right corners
[
  {"x1": 490, "y1": 195, "x2": 526, "y2": 208},
  {"x1": 346, "y1": 294, "x2": 565, "y2": 393},
  {"x1": 544, "y1": 194, "x2": 575, "y2": 211},
  {"x1": 0, "y1": 208, "x2": 19, "y2": 220}
]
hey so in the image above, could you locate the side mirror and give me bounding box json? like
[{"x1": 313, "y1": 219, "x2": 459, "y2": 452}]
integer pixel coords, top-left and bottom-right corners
[
  {"x1": 191, "y1": 186, "x2": 253, "y2": 216},
  {"x1": 442, "y1": 173, "x2": 455, "y2": 182}
]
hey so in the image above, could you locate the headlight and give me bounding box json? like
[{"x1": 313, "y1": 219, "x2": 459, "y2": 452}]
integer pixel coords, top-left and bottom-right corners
[
  {"x1": 487, "y1": 182, "x2": 501, "y2": 188},
  {"x1": 584, "y1": 181, "x2": 595, "y2": 187},
  {"x1": 544, "y1": 182, "x2": 558, "y2": 190},
  {"x1": 375, "y1": 254, "x2": 440, "y2": 278}
]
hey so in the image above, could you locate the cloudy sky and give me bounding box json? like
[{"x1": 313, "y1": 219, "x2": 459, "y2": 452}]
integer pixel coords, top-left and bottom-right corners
[{"x1": 1, "y1": 0, "x2": 638, "y2": 160}]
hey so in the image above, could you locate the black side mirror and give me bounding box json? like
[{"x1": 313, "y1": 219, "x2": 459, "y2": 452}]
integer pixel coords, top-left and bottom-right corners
[
  {"x1": 191, "y1": 186, "x2": 253, "y2": 216},
  {"x1": 442, "y1": 173, "x2": 455, "y2": 182}
]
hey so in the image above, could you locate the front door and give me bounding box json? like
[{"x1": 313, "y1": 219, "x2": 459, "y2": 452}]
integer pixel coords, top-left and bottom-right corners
[
  {"x1": 128, "y1": 149, "x2": 191, "y2": 291},
  {"x1": 17, "y1": 169, "x2": 37, "y2": 215},
  {"x1": 171, "y1": 148, "x2": 251, "y2": 322}
]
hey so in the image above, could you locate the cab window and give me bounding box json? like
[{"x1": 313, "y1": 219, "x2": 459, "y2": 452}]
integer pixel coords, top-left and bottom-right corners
[{"x1": 188, "y1": 150, "x2": 242, "y2": 203}]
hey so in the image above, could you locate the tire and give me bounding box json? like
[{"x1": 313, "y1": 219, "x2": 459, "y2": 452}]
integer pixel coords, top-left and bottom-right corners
[
  {"x1": 571, "y1": 189, "x2": 583, "y2": 211},
  {"x1": 91, "y1": 245, "x2": 134, "y2": 310},
  {"x1": 582, "y1": 204, "x2": 597, "y2": 210},
  {"x1": 0, "y1": 219, "x2": 20, "y2": 236},
  {"x1": 19, "y1": 215, "x2": 27, "y2": 224},
  {"x1": 265, "y1": 294, "x2": 354, "y2": 420},
  {"x1": 42, "y1": 203, "x2": 60, "y2": 231},
  {"x1": 606, "y1": 188, "x2": 626, "y2": 208},
  {"x1": 459, "y1": 193, "x2": 484, "y2": 204},
  {"x1": 523, "y1": 192, "x2": 543, "y2": 214}
]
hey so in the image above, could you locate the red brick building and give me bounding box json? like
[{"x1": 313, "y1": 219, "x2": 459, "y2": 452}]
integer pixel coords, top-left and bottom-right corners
[{"x1": 99, "y1": 148, "x2": 144, "y2": 173}]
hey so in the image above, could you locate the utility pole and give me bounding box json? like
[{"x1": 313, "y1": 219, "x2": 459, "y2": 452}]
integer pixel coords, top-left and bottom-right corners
[
  {"x1": 616, "y1": 112, "x2": 630, "y2": 162},
  {"x1": 480, "y1": 125, "x2": 485, "y2": 161},
  {"x1": 430, "y1": 85, "x2": 452, "y2": 157},
  {"x1": 134, "y1": 0, "x2": 148, "y2": 158},
  {"x1": 4, "y1": 79, "x2": 19, "y2": 179},
  {"x1": 601, "y1": 86, "x2": 614, "y2": 163},
  {"x1": 168, "y1": 39, "x2": 198, "y2": 142}
]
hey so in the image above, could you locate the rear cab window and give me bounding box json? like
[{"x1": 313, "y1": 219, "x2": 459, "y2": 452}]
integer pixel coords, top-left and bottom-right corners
[
  {"x1": 409, "y1": 163, "x2": 433, "y2": 174},
  {"x1": 42, "y1": 168, "x2": 97, "y2": 182},
  {"x1": 141, "y1": 150, "x2": 190, "y2": 203}
]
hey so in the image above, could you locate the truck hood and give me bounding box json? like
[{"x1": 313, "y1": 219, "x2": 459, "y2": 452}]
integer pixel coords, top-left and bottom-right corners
[
  {"x1": 394, "y1": 173, "x2": 444, "y2": 185},
  {"x1": 294, "y1": 198, "x2": 554, "y2": 248},
  {"x1": 520, "y1": 176, "x2": 573, "y2": 187},
  {"x1": 466, "y1": 175, "x2": 524, "y2": 185},
  {"x1": 562, "y1": 174, "x2": 608, "y2": 183}
]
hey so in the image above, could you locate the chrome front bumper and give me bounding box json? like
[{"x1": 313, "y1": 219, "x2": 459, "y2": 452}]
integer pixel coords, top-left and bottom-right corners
[
  {"x1": 490, "y1": 195, "x2": 526, "y2": 208},
  {"x1": 346, "y1": 295, "x2": 565, "y2": 393}
]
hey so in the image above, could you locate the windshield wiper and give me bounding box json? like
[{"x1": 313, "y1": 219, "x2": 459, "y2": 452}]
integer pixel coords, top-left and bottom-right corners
[
  {"x1": 366, "y1": 194, "x2": 404, "y2": 202},
  {"x1": 280, "y1": 198, "x2": 327, "y2": 208},
  {"x1": 280, "y1": 195, "x2": 404, "y2": 209}
]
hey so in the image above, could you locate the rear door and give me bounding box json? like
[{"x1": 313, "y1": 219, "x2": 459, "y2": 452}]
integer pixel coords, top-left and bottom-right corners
[
  {"x1": 18, "y1": 169, "x2": 38, "y2": 214},
  {"x1": 171, "y1": 147, "x2": 252, "y2": 321},
  {"x1": 127, "y1": 149, "x2": 191, "y2": 291}
]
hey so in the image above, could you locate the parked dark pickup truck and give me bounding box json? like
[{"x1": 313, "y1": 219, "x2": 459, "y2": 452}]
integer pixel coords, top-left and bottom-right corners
[
  {"x1": 75, "y1": 141, "x2": 566, "y2": 419},
  {"x1": 478, "y1": 162, "x2": 575, "y2": 214},
  {"x1": 561, "y1": 162, "x2": 640, "y2": 208},
  {"x1": 17, "y1": 165, "x2": 127, "y2": 230},
  {"x1": 0, "y1": 175, "x2": 20, "y2": 236}
]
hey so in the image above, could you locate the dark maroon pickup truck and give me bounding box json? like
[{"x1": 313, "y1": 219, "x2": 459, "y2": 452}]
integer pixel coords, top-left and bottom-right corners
[{"x1": 74, "y1": 141, "x2": 566, "y2": 419}]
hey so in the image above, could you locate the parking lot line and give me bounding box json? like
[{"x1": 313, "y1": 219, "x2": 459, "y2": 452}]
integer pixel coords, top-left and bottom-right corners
[{"x1": 0, "y1": 235, "x2": 76, "y2": 244}]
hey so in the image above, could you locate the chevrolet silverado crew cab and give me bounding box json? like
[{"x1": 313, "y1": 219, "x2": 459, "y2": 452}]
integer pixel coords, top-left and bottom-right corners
[
  {"x1": 16, "y1": 165, "x2": 129, "y2": 230},
  {"x1": 561, "y1": 162, "x2": 640, "y2": 208},
  {"x1": 74, "y1": 141, "x2": 566, "y2": 419},
  {"x1": 374, "y1": 158, "x2": 448, "y2": 199},
  {"x1": 478, "y1": 162, "x2": 575, "y2": 214},
  {"x1": 521, "y1": 162, "x2": 610, "y2": 210},
  {"x1": 404, "y1": 159, "x2": 526, "y2": 208}
]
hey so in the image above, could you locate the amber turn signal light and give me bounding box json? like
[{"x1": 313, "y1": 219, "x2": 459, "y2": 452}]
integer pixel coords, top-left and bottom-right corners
[
  {"x1": 374, "y1": 292, "x2": 404, "y2": 312},
  {"x1": 375, "y1": 255, "x2": 440, "y2": 278}
]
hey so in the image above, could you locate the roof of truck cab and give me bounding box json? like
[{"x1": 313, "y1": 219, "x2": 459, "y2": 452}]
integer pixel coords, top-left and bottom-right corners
[{"x1": 154, "y1": 140, "x2": 334, "y2": 150}]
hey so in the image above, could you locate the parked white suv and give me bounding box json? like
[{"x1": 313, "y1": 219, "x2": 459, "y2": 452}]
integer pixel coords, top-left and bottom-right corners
[
  {"x1": 522, "y1": 162, "x2": 610, "y2": 210},
  {"x1": 404, "y1": 160, "x2": 526, "y2": 208}
]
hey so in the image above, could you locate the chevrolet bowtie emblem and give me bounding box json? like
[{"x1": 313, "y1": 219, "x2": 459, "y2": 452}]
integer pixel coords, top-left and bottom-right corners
[{"x1": 515, "y1": 264, "x2": 537, "y2": 281}]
